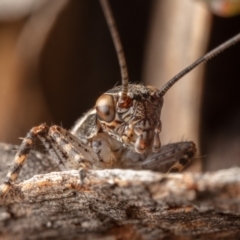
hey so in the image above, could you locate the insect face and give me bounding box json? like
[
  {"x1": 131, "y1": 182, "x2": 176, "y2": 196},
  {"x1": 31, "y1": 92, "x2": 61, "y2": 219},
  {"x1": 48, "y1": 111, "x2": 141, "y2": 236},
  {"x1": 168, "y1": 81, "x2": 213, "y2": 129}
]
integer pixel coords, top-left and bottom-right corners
[{"x1": 96, "y1": 84, "x2": 163, "y2": 153}]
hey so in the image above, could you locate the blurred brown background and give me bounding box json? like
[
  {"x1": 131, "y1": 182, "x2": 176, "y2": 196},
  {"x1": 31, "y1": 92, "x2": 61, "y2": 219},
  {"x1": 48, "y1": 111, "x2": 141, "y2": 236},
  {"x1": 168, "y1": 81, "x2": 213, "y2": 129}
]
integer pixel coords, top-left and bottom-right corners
[{"x1": 0, "y1": 0, "x2": 239, "y2": 172}]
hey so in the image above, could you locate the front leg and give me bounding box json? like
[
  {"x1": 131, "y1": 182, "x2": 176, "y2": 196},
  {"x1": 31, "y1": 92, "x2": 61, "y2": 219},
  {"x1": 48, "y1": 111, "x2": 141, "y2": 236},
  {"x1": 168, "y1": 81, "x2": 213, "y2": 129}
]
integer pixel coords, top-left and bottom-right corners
[
  {"x1": 115, "y1": 141, "x2": 196, "y2": 172},
  {"x1": 0, "y1": 124, "x2": 49, "y2": 198},
  {"x1": 0, "y1": 124, "x2": 97, "y2": 198},
  {"x1": 46, "y1": 126, "x2": 99, "y2": 183},
  {"x1": 141, "y1": 141, "x2": 197, "y2": 173}
]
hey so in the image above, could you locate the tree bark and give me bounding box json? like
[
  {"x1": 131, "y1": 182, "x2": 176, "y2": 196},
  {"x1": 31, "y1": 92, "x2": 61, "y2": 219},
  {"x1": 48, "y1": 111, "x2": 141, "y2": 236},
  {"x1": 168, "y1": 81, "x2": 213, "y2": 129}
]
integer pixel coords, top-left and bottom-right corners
[{"x1": 0, "y1": 143, "x2": 240, "y2": 240}]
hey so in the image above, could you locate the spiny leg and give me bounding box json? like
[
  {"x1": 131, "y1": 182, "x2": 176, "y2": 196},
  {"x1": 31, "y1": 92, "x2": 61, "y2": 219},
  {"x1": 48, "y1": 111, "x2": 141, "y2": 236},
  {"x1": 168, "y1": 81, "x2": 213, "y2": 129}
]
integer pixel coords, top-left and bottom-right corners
[
  {"x1": 167, "y1": 142, "x2": 196, "y2": 173},
  {"x1": 47, "y1": 139, "x2": 87, "y2": 184},
  {"x1": 38, "y1": 133, "x2": 69, "y2": 171},
  {"x1": 140, "y1": 141, "x2": 197, "y2": 173},
  {"x1": 0, "y1": 124, "x2": 96, "y2": 198},
  {"x1": 0, "y1": 124, "x2": 49, "y2": 198},
  {"x1": 47, "y1": 126, "x2": 96, "y2": 184},
  {"x1": 39, "y1": 125, "x2": 97, "y2": 184}
]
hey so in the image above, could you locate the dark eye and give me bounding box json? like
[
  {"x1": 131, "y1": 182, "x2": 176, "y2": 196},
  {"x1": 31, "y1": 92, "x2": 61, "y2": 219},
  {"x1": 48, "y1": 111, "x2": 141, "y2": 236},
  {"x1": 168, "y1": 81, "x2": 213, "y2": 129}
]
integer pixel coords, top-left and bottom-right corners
[{"x1": 96, "y1": 94, "x2": 115, "y2": 122}]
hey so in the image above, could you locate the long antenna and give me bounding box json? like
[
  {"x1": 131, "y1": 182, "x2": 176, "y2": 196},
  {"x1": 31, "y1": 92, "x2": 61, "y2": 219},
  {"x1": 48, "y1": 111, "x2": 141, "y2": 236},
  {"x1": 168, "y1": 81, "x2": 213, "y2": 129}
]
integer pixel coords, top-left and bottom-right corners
[
  {"x1": 100, "y1": 0, "x2": 129, "y2": 100},
  {"x1": 157, "y1": 33, "x2": 240, "y2": 98}
]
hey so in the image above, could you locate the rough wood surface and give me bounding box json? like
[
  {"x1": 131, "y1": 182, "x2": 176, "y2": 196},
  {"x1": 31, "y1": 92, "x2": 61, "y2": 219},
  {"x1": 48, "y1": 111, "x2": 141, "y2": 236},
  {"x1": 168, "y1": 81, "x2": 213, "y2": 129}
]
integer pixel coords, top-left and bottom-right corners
[{"x1": 0, "y1": 143, "x2": 240, "y2": 240}]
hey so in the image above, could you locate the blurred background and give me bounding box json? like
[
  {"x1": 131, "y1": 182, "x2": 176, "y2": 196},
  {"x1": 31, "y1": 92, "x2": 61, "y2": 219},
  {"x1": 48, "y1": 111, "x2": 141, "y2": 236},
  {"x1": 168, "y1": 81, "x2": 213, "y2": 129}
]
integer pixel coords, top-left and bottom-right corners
[{"x1": 0, "y1": 0, "x2": 239, "y2": 172}]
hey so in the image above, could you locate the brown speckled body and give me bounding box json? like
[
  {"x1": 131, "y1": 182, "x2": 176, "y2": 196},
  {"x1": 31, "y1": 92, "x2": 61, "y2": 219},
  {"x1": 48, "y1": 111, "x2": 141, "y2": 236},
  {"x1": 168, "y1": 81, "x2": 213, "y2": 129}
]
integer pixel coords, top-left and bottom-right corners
[
  {"x1": 0, "y1": 0, "x2": 197, "y2": 199},
  {"x1": 0, "y1": 83, "x2": 196, "y2": 198}
]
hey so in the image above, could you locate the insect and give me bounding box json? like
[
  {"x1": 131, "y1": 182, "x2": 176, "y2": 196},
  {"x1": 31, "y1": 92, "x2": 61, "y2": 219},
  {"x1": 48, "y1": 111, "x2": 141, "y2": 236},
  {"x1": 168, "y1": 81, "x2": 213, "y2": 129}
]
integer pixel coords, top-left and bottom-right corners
[{"x1": 0, "y1": 0, "x2": 240, "y2": 199}]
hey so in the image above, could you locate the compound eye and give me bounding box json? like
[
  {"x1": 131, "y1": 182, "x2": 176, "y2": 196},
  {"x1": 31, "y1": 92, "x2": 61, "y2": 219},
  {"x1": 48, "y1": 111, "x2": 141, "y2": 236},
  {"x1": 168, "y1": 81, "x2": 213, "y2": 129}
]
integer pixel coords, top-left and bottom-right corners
[{"x1": 96, "y1": 94, "x2": 115, "y2": 122}]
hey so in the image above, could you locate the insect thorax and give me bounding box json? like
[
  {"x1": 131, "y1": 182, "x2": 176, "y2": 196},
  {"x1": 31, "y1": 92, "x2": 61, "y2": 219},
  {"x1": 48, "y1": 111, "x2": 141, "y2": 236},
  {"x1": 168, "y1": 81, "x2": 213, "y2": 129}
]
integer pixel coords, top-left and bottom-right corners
[{"x1": 72, "y1": 84, "x2": 164, "y2": 155}]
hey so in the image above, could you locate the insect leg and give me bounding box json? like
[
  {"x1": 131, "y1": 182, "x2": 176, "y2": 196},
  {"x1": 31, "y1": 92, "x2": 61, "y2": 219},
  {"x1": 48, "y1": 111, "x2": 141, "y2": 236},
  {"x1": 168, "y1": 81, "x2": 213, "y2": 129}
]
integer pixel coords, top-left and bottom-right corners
[
  {"x1": 140, "y1": 141, "x2": 197, "y2": 173},
  {"x1": 44, "y1": 137, "x2": 87, "y2": 184},
  {"x1": 0, "y1": 123, "x2": 49, "y2": 198},
  {"x1": 167, "y1": 142, "x2": 196, "y2": 173},
  {"x1": 38, "y1": 133, "x2": 71, "y2": 171},
  {"x1": 0, "y1": 124, "x2": 98, "y2": 198},
  {"x1": 47, "y1": 126, "x2": 98, "y2": 183}
]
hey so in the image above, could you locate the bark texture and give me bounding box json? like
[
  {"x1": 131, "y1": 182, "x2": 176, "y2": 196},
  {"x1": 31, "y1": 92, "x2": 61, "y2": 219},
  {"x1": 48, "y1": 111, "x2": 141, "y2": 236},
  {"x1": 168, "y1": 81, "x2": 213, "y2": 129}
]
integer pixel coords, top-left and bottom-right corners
[{"x1": 0, "y1": 143, "x2": 240, "y2": 240}]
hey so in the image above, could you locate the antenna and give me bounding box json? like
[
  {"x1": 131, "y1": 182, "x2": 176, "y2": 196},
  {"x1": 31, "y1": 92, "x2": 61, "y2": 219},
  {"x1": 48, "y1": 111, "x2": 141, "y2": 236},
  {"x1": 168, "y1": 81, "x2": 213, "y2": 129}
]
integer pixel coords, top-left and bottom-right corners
[
  {"x1": 157, "y1": 33, "x2": 240, "y2": 98},
  {"x1": 100, "y1": 0, "x2": 129, "y2": 101}
]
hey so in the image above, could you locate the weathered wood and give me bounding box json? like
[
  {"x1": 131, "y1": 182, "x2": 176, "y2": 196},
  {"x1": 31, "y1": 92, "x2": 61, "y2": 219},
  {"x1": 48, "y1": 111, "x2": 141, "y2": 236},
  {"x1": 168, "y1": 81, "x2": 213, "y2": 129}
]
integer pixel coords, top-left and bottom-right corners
[{"x1": 0, "y1": 143, "x2": 240, "y2": 240}]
